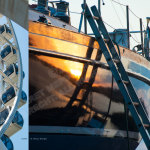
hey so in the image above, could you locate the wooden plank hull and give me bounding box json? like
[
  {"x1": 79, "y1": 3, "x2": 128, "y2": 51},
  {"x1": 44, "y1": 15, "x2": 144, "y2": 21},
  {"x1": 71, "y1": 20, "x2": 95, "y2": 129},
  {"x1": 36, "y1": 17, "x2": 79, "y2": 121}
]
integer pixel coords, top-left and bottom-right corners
[{"x1": 29, "y1": 15, "x2": 150, "y2": 147}]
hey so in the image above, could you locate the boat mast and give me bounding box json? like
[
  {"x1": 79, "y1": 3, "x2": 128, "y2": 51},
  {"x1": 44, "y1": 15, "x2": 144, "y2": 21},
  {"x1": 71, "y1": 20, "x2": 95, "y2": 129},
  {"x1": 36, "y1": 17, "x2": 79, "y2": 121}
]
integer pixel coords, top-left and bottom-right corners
[
  {"x1": 98, "y1": 0, "x2": 101, "y2": 16},
  {"x1": 84, "y1": 0, "x2": 87, "y2": 34},
  {"x1": 126, "y1": 5, "x2": 130, "y2": 49},
  {"x1": 140, "y1": 18, "x2": 144, "y2": 56},
  {"x1": 144, "y1": 17, "x2": 150, "y2": 60}
]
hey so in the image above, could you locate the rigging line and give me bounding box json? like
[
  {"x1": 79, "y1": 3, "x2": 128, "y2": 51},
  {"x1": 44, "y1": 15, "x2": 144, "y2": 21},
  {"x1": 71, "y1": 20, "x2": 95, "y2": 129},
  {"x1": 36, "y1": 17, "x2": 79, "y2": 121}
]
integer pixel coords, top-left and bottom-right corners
[
  {"x1": 111, "y1": 0, "x2": 141, "y2": 20},
  {"x1": 102, "y1": 75, "x2": 113, "y2": 124},
  {"x1": 110, "y1": 0, "x2": 145, "y2": 35},
  {"x1": 117, "y1": 0, "x2": 126, "y2": 16},
  {"x1": 129, "y1": 8, "x2": 140, "y2": 19},
  {"x1": 128, "y1": 8, "x2": 143, "y2": 42},
  {"x1": 110, "y1": 0, "x2": 141, "y2": 42},
  {"x1": 111, "y1": 0, "x2": 126, "y2": 7},
  {"x1": 117, "y1": 1, "x2": 140, "y2": 43},
  {"x1": 127, "y1": 9, "x2": 140, "y2": 42},
  {"x1": 129, "y1": 20, "x2": 141, "y2": 42},
  {"x1": 131, "y1": 35, "x2": 140, "y2": 44},
  {"x1": 130, "y1": 26, "x2": 140, "y2": 42},
  {"x1": 103, "y1": 21, "x2": 116, "y2": 30},
  {"x1": 110, "y1": 0, "x2": 124, "y2": 28},
  {"x1": 115, "y1": 0, "x2": 139, "y2": 42}
]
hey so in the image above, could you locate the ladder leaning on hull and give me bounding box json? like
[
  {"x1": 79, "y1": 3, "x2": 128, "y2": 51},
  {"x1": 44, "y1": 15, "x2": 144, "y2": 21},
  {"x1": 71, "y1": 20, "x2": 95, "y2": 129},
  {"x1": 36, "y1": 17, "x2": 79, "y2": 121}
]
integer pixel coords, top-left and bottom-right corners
[
  {"x1": 80, "y1": 4, "x2": 150, "y2": 150},
  {"x1": 66, "y1": 41, "x2": 102, "y2": 109}
]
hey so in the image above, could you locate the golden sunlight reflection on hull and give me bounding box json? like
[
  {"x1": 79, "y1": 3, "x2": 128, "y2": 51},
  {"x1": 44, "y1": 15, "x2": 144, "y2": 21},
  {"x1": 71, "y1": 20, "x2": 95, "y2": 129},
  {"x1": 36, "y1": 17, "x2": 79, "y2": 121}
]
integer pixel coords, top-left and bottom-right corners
[
  {"x1": 70, "y1": 69, "x2": 82, "y2": 79},
  {"x1": 34, "y1": 54, "x2": 118, "y2": 91},
  {"x1": 36, "y1": 55, "x2": 83, "y2": 78}
]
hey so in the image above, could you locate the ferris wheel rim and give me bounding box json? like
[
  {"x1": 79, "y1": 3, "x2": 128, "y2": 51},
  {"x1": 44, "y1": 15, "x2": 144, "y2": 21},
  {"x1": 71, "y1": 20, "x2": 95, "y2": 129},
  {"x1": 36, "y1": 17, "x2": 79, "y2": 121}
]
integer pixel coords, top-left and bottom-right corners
[{"x1": 0, "y1": 17, "x2": 23, "y2": 139}]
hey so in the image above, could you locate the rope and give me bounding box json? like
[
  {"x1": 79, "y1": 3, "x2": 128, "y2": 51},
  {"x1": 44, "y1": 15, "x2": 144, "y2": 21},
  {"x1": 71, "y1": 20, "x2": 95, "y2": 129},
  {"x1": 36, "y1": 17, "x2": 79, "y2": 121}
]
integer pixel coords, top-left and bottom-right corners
[
  {"x1": 102, "y1": 41, "x2": 120, "y2": 125},
  {"x1": 109, "y1": 0, "x2": 143, "y2": 43},
  {"x1": 110, "y1": 0, "x2": 124, "y2": 28},
  {"x1": 131, "y1": 35, "x2": 140, "y2": 44},
  {"x1": 113, "y1": 40, "x2": 121, "y2": 57},
  {"x1": 103, "y1": 21, "x2": 116, "y2": 30},
  {"x1": 129, "y1": 8, "x2": 140, "y2": 19},
  {"x1": 110, "y1": 0, "x2": 142, "y2": 21},
  {"x1": 130, "y1": 26, "x2": 140, "y2": 44},
  {"x1": 111, "y1": 0, "x2": 126, "y2": 7},
  {"x1": 103, "y1": 74, "x2": 113, "y2": 124}
]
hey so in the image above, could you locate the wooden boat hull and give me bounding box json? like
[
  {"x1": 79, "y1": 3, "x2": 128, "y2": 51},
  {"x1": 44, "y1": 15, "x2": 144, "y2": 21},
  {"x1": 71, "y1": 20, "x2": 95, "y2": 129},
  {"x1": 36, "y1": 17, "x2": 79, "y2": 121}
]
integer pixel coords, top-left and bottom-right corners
[{"x1": 29, "y1": 13, "x2": 150, "y2": 149}]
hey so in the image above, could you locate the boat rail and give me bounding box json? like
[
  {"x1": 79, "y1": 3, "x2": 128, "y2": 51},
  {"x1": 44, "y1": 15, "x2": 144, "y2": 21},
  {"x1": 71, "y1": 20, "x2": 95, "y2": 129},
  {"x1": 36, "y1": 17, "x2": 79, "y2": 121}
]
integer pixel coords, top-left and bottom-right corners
[{"x1": 29, "y1": 47, "x2": 150, "y2": 86}]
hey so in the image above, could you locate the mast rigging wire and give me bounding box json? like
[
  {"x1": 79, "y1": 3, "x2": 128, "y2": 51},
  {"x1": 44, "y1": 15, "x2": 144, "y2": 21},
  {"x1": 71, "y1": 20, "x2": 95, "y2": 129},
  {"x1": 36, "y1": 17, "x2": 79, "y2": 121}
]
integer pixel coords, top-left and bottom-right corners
[
  {"x1": 103, "y1": 21, "x2": 116, "y2": 30},
  {"x1": 110, "y1": 0, "x2": 124, "y2": 28},
  {"x1": 131, "y1": 35, "x2": 140, "y2": 44},
  {"x1": 110, "y1": 0, "x2": 145, "y2": 29},
  {"x1": 111, "y1": 0, "x2": 126, "y2": 6},
  {"x1": 109, "y1": 0, "x2": 143, "y2": 44}
]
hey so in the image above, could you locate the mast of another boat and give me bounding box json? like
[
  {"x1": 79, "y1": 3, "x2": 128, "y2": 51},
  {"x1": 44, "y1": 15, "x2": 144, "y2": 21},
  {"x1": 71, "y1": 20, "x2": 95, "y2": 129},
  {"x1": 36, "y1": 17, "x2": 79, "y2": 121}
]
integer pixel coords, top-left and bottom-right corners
[{"x1": 144, "y1": 17, "x2": 150, "y2": 60}]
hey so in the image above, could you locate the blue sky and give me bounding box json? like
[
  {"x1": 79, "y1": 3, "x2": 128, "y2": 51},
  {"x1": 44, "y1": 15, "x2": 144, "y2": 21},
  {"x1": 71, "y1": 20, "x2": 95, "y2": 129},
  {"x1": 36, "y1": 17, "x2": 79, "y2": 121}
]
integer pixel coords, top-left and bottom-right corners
[{"x1": 10, "y1": 21, "x2": 28, "y2": 150}]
